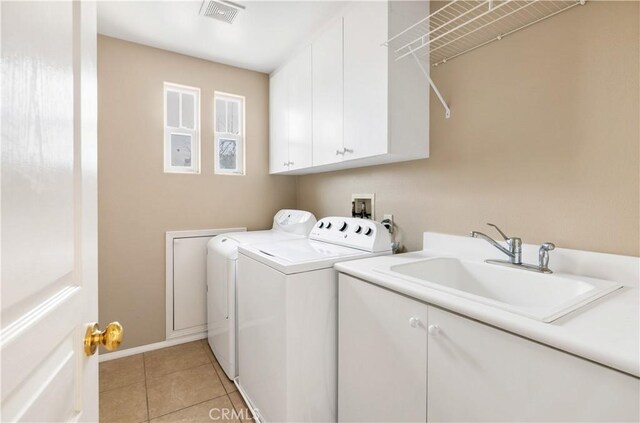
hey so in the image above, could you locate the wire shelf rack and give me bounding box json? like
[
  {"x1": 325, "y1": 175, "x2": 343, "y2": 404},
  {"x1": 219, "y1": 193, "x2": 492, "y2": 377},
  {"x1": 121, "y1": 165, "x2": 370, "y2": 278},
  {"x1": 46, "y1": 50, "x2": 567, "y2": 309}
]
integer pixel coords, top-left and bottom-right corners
[{"x1": 385, "y1": 0, "x2": 586, "y2": 67}]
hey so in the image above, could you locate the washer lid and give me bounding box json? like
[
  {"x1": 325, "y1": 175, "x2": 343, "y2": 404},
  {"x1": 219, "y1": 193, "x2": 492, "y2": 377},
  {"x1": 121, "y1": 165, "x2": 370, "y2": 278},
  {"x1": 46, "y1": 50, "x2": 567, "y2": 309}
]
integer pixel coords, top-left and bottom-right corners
[
  {"x1": 221, "y1": 230, "x2": 304, "y2": 245},
  {"x1": 239, "y1": 238, "x2": 378, "y2": 274},
  {"x1": 257, "y1": 238, "x2": 363, "y2": 263}
]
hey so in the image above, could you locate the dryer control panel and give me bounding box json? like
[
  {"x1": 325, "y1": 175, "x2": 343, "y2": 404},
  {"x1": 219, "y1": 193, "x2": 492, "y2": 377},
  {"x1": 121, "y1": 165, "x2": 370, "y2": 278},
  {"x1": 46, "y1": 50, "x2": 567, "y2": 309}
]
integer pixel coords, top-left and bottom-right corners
[{"x1": 309, "y1": 217, "x2": 392, "y2": 253}]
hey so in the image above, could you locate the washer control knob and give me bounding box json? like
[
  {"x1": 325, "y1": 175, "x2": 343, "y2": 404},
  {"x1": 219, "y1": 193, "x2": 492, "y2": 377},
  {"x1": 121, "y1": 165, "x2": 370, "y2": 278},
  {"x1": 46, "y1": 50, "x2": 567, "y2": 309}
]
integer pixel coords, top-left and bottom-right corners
[
  {"x1": 354, "y1": 225, "x2": 362, "y2": 234},
  {"x1": 338, "y1": 221, "x2": 348, "y2": 232},
  {"x1": 325, "y1": 222, "x2": 332, "y2": 229},
  {"x1": 318, "y1": 222, "x2": 324, "y2": 229},
  {"x1": 364, "y1": 227, "x2": 374, "y2": 236}
]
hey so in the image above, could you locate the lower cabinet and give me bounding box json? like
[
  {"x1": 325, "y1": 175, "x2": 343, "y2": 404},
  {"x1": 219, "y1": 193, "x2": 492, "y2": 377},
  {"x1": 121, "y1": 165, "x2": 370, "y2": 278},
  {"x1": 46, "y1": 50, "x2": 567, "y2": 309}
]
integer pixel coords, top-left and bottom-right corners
[
  {"x1": 338, "y1": 272, "x2": 427, "y2": 422},
  {"x1": 338, "y1": 273, "x2": 640, "y2": 422}
]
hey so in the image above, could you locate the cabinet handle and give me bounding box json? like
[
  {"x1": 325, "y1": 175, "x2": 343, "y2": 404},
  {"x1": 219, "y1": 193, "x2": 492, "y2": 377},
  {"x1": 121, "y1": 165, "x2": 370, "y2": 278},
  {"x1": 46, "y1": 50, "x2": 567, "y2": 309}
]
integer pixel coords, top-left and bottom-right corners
[
  {"x1": 409, "y1": 317, "x2": 421, "y2": 328},
  {"x1": 284, "y1": 162, "x2": 289, "y2": 166},
  {"x1": 343, "y1": 148, "x2": 354, "y2": 154},
  {"x1": 336, "y1": 150, "x2": 344, "y2": 156},
  {"x1": 428, "y1": 325, "x2": 440, "y2": 335},
  {"x1": 289, "y1": 161, "x2": 294, "y2": 166}
]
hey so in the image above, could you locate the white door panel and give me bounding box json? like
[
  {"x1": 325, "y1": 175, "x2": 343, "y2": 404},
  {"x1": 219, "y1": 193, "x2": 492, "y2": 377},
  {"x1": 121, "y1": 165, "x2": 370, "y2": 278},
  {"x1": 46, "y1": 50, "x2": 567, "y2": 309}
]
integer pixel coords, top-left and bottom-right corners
[
  {"x1": 269, "y1": 66, "x2": 289, "y2": 173},
  {"x1": 338, "y1": 274, "x2": 428, "y2": 422},
  {"x1": 343, "y1": 1, "x2": 389, "y2": 160},
  {"x1": 428, "y1": 306, "x2": 640, "y2": 422},
  {"x1": 1, "y1": 1, "x2": 99, "y2": 421},
  {"x1": 173, "y1": 236, "x2": 211, "y2": 331},
  {"x1": 312, "y1": 17, "x2": 344, "y2": 167},
  {"x1": 287, "y1": 45, "x2": 313, "y2": 171}
]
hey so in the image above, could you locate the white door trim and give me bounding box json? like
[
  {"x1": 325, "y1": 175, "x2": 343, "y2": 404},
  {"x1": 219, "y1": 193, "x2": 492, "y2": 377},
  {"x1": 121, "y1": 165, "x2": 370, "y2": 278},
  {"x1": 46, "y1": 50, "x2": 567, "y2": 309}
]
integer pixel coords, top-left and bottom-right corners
[{"x1": 165, "y1": 228, "x2": 245, "y2": 340}]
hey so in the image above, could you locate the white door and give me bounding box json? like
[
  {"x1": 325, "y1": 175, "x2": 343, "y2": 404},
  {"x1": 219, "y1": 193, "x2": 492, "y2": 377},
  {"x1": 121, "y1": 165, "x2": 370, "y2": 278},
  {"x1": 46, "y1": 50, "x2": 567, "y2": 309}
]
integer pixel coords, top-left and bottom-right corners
[
  {"x1": 173, "y1": 237, "x2": 211, "y2": 333},
  {"x1": 287, "y1": 45, "x2": 313, "y2": 171},
  {"x1": 269, "y1": 66, "x2": 290, "y2": 174},
  {"x1": 1, "y1": 2, "x2": 107, "y2": 422},
  {"x1": 427, "y1": 307, "x2": 640, "y2": 422},
  {"x1": 338, "y1": 274, "x2": 428, "y2": 423},
  {"x1": 312, "y1": 17, "x2": 344, "y2": 167},
  {"x1": 343, "y1": 1, "x2": 389, "y2": 160}
]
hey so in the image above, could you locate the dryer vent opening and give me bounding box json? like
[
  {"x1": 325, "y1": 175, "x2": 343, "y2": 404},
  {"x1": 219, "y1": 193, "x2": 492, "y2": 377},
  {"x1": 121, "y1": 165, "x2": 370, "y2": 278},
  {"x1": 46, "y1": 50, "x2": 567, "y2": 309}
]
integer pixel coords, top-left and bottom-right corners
[{"x1": 199, "y1": 0, "x2": 245, "y2": 24}]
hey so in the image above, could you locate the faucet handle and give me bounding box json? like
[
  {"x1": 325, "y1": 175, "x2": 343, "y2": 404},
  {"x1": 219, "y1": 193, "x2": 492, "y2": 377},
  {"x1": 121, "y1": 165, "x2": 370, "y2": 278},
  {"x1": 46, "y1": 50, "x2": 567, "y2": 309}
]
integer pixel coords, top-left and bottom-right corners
[{"x1": 486, "y1": 223, "x2": 509, "y2": 241}]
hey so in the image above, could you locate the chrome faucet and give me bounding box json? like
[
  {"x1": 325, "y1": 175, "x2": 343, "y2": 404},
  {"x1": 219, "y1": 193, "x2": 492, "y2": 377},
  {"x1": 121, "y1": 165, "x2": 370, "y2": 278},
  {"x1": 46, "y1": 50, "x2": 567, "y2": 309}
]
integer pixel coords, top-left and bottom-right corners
[
  {"x1": 471, "y1": 223, "x2": 522, "y2": 265},
  {"x1": 470, "y1": 223, "x2": 554, "y2": 273}
]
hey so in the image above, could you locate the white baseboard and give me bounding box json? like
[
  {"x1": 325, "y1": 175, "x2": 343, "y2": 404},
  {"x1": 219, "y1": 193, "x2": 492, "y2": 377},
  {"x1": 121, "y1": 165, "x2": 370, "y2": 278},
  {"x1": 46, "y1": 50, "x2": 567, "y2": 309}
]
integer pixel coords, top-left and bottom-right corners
[{"x1": 98, "y1": 331, "x2": 207, "y2": 362}]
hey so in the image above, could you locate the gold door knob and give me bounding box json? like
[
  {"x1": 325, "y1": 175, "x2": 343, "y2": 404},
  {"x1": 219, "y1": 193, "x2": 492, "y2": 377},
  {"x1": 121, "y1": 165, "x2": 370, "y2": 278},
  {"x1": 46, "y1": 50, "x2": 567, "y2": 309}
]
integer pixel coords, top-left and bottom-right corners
[{"x1": 84, "y1": 322, "x2": 124, "y2": 356}]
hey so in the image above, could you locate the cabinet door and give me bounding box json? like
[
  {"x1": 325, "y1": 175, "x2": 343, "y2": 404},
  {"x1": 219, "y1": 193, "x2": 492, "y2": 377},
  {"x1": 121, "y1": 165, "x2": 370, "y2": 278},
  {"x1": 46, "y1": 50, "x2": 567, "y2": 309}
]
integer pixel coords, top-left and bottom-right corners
[
  {"x1": 173, "y1": 236, "x2": 211, "y2": 331},
  {"x1": 287, "y1": 45, "x2": 313, "y2": 171},
  {"x1": 338, "y1": 274, "x2": 427, "y2": 422},
  {"x1": 428, "y1": 307, "x2": 640, "y2": 422},
  {"x1": 269, "y1": 66, "x2": 289, "y2": 174},
  {"x1": 343, "y1": 1, "x2": 388, "y2": 160},
  {"x1": 312, "y1": 17, "x2": 344, "y2": 167}
]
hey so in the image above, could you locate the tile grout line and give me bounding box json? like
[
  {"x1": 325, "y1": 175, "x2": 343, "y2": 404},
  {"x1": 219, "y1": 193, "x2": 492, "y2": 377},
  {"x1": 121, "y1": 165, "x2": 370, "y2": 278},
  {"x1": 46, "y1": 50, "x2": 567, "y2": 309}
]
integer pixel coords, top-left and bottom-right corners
[
  {"x1": 147, "y1": 392, "x2": 231, "y2": 421},
  {"x1": 144, "y1": 343, "x2": 213, "y2": 381},
  {"x1": 99, "y1": 379, "x2": 146, "y2": 394},
  {"x1": 100, "y1": 342, "x2": 235, "y2": 422},
  {"x1": 142, "y1": 353, "x2": 151, "y2": 422},
  {"x1": 201, "y1": 341, "x2": 238, "y2": 391},
  {"x1": 145, "y1": 359, "x2": 213, "y2": 383}
]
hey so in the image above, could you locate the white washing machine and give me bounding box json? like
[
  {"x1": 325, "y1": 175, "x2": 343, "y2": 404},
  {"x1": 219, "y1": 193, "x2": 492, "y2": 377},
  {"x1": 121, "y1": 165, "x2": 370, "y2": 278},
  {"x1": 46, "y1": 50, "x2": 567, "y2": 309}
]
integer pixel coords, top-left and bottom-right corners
[
  {"x1": 207, "y1": 209, "x2": 317, "y2": 380},
  {"x1": 236, "y1": 217, "x2": 392, "y2": 423}
]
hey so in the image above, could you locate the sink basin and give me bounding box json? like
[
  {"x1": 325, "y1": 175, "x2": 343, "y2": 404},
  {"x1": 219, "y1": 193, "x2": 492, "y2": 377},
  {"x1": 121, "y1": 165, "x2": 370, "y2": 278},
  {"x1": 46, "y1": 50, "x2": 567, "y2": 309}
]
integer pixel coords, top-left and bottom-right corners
[{"x1": 377, "y1": 257, "x2": 623, "y2": 322}]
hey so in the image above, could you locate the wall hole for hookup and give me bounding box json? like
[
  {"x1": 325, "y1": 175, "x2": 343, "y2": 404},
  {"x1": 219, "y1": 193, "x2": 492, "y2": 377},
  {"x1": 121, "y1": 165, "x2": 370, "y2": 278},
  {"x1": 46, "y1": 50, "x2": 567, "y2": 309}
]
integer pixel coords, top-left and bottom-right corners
[{"x1": 351, "y1": 193, "x2": 374, "y2": 219}]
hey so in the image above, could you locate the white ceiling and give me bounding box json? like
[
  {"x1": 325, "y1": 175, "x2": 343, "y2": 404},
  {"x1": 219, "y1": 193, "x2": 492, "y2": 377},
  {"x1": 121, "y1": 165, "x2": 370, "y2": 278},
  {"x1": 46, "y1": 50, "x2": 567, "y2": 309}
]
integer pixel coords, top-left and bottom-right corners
[{"x1": 97, "y1": 1, "x2": 349, "y2": 74}]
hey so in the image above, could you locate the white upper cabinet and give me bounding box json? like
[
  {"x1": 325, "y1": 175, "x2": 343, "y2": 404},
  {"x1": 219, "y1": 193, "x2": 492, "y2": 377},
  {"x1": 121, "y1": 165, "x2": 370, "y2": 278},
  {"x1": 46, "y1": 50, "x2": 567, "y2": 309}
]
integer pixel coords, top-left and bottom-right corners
[
  {"x1": 269, "y1": 46, "x2": 313, "y2": 174},
  {"x1": 269, "y1": 66, "x2": 289, "y2": 173},
  {"x1": 343, "y1": 1, "x2": 389, "y2": 161},
  {"x1": 312, "y1": 17, "x2": 344, "y2": 167},
  {"x1": 287, "y1": 45, "x2": 313, "y2": 171},
  {"x1": 270, "y1": 1, "x2": 430, "y2": 175}
]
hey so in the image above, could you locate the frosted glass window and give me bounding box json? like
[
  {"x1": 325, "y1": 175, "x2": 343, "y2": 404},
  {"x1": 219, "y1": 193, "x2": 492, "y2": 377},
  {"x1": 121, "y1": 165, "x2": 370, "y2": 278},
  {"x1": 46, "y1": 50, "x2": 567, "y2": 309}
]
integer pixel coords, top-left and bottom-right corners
[
  {"x1": 228, "y1": 101, "x2": 239, "y2": 134},
  {"x1": 171, "y1": 134, "x2": 192, "y2": 167},
  {"x1": 216, "y1": 98, "x2": 227, "y2": 132},
  {"x1": 164, "y1": 82, "x2": 200, "y2": 173},
  {"x1": 214, "y1": 92, "x2": 244, "y2": 175},
  {"x1": 219, "y1": 139, "x2": 237, "y2": 170},
  {"x1": 166, "y1": 91, "x2": 180, "y2": 128},
  {"x1": 181, "y1": 93, "x2": 195, "y2": 129}
]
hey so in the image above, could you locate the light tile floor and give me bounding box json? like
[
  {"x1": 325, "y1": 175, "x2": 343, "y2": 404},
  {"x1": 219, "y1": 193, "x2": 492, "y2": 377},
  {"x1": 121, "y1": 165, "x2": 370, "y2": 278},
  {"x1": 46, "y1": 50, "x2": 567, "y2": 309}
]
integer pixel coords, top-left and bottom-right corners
[{"x1": 99, "y1": 340, "x2": 253, "y2": 423}]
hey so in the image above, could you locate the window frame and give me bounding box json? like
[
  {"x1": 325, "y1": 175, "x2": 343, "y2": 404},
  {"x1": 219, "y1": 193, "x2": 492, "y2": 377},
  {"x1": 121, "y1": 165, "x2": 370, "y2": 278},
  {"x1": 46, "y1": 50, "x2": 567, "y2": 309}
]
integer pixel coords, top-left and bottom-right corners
[
  {"x1": 214, "y1": 91, "x2": 246, "y2": 176},
  {"x1": 164, "y1": 82, "x2": 201, "y2": 174}
]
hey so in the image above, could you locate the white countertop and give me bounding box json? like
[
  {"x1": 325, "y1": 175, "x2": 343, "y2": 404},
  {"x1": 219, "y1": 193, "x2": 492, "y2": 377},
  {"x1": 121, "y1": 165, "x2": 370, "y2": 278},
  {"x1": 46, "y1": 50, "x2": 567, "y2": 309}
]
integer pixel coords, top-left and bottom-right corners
[{"x1": 334, "y1": 238, "x2": 640, "y2": 378}]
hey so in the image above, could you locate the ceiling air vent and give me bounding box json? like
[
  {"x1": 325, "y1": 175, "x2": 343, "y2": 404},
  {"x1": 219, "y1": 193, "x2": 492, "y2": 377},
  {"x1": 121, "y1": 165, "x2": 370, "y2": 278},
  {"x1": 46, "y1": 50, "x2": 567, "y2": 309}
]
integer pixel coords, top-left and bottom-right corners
[{"x1": 199, "y1": 0, "x2": 245, "y2": 24}]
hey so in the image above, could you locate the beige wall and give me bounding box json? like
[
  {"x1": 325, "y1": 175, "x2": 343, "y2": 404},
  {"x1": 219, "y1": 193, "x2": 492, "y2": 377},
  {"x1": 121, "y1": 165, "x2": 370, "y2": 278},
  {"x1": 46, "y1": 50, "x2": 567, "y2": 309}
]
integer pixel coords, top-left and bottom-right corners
[
  {"x1": 98, "y1": 36, "x2": 296, "y2": 349},
  {"x1": 99, "y1": 1, "x2": 638, "y2": 351},
  {"x1": 297, "y1": 1, "x2": 640, "y2": 256}
]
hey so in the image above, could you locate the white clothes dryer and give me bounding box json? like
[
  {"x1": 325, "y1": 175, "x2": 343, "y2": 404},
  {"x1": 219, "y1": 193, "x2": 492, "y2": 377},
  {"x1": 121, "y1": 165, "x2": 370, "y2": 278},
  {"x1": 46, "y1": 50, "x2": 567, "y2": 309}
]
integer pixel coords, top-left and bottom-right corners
[{"x1": 207, "y1": 209, "x2": 316, "y2": 380}]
